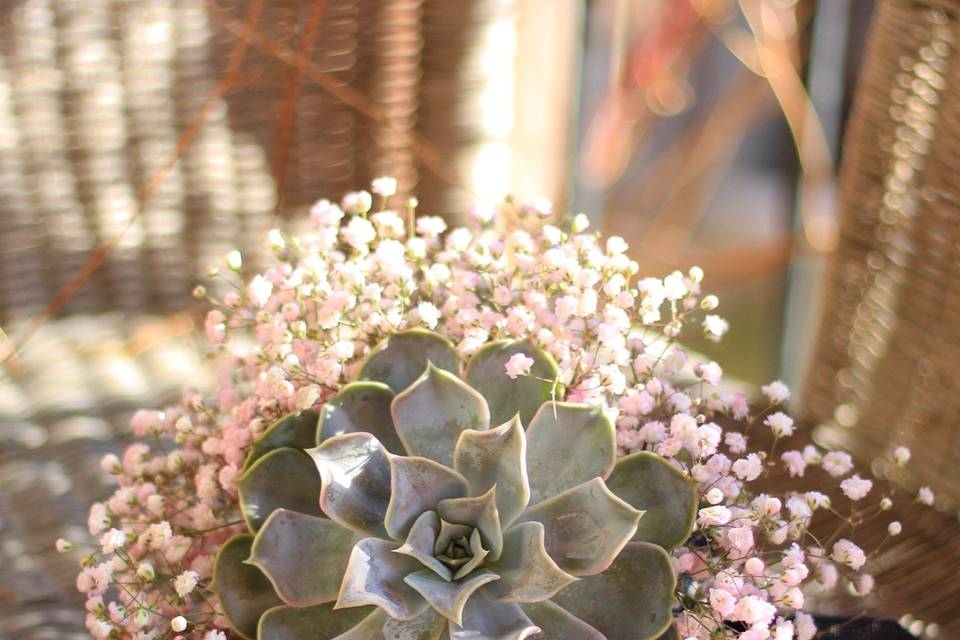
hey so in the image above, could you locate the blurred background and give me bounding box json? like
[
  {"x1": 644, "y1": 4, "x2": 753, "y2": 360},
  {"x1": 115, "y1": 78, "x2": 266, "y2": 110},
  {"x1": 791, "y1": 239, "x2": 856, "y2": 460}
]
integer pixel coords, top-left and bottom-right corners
[{"x1": 2, "y1": 0, "x2": 959, "y2": 637}]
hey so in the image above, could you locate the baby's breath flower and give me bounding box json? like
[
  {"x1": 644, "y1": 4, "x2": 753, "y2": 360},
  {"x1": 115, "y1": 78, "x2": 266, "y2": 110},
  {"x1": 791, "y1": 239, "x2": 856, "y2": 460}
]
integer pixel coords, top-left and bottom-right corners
[
  {"x1": 171, "y1": 616, "x2": 187, "y2": 632},
  {"x1": 893, "y1": 446, "x2": 911, "y2": 466}
]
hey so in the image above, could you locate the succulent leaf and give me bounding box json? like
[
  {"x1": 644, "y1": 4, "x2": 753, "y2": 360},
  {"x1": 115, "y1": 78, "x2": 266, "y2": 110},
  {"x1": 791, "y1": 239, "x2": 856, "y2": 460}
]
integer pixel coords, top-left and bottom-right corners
[
  {"x1": 394, "y1": 511, "x2": 453, "y2": 581},
  {"x1": 249, "y1": 509, "x2": 359, "y2": 606},
  {"x1": 436, "y1": 487, "x2": 503, "y2": 561},
  {"x1": 515, "y1": 477, "x2": 641, "y2": 577},
  {"x1": 385, "y1": 455, "x2": 469, "y2": 540},
  {"x1": 525, "y1": 402, "x2": 616, "y2": 505},
  {"x1": 360, "y1": 329, "x2": 461, "y2": 394},
  {"x1": 210, "y1": 534, "x2": 281, "y2": 640},
  {"x1": 449, "y1": 594, "x2": 541, "y2": 640},
  {"x1": 656, "y1": 624, "x2": 682, "y2": 640},
  {"x1": 404, "y1": 568, "x2": 500, "y2": 625},
  {"x1": 257, "y1": 603, "x2": 371, "y2": 640},
  {"x1": 604, "y1": 451, "x2": 697, "y2": 549},
  {"x1": 464, "y1": 340, "x2": 560, "y2": 427},
  {"x1": 238, "y1": 448, "x2": 324, "y2": 532},
  {"x1": 551, "y1": 542, "x2": 677, "y2": 640},
  {"x1": 453, "y1": 416, "x2": 530, "y2": 527},
  {"x1": 318, "y1": 382, "x2": 405, "y2": 454},
  {"x1": 333, "y1": 607, "x2": 447, "y2": 640},
  {"x1": 392, "y1": 363, "x2": 490, "y2": 467},
  {"x1": 336, "y1": 537, "x2": 428, "y2": 621},
  {"x1": 484, "y1": 522, "x2": 576, "y2": 603},
  {"x1": 245, "y1": 410, "x2": 320, "y2": 471},
  {"x1": 520, "y1": 601, "x2": 604, "y2": 640},
  {"x1": 307, "y1": 433, "x2": 392, "y2": 537}
]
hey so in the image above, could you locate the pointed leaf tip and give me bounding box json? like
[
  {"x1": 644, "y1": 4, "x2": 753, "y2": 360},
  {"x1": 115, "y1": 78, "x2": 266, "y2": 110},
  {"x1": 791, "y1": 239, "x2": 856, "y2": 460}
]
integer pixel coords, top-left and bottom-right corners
[
  {"x1": 605, "y1": 451, "x2": 697, "y2": 549},
  {"x1": 391, "y1": 364, "x2": 490, "y2": 467},
  {"x1": 359, "y1": 329, "x2": 461, "y2": 394}
]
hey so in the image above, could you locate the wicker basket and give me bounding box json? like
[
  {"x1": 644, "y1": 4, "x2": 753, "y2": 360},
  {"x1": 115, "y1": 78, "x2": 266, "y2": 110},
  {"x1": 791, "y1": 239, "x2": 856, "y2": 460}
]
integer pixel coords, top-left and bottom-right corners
[{"x1": 803, "y1": 0, "x2": 960, "y2": 632}]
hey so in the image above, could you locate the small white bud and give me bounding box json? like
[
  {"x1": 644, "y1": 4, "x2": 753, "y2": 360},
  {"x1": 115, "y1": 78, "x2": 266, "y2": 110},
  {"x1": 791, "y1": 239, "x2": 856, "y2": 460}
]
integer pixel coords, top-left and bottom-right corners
[
  {"x1": 99, "y1": 453, "x2": 121, "y2": 474},
  {"x1": 705, "y1": 488, "x2": 724, "y2": 505},
  {"x1": 572, "y1": 213, "x2": 590, "y2": 233},
  {"x1": 226, "y1": 250, "x2": 243, "y2": 271},
  {"x1": 55, "y1": 538, "x2": 72, "y2": 553},
  {"x1": 191, "y1": 285, "x2": 207, "y2": 299},
  {"x1": 888, "y1": 521, "x2": 902, "y2": 536},
  {"x1": 267, "y1": 229, "x2": 286, "y2": 251},
  {"x1": 880, "y1": 497, "x2": 893, "y2": 510},
  {"x1": 688, "y1": 266, "x2": 704, "y2": 283},
  {"x1": 700, "y1": 295, "x2": 719, "y2": 311},
  {"x1": 137, "y1": 562, "x2": 156, "y2": 581},
  {"x1": 893, "y1": 446, "x2": 911, "y2": 467},
  {"x1": 171, "y1": 616, "x2": 188, "y2": 632}
]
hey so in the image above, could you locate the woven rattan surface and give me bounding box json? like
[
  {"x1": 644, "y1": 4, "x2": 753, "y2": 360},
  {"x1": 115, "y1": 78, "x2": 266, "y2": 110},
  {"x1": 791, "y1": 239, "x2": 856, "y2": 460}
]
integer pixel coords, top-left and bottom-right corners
[
  {"x1": 0, "y1": 0, "x2": 509, "y2": 324},
  {"x1": 0, "y1": 314, "x2": 212, "y2": 638},
  {"x1": 803, "y1": 0, "x2": 960, "y2": 631}
]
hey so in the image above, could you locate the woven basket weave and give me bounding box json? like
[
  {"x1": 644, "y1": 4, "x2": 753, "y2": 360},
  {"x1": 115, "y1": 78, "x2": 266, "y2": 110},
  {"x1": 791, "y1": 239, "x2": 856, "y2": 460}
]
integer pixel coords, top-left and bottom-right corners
[
  {"x1": 803, "y1": 0, "x2": 960, "y2": 632},
  {"x1": 0, "y1": 0, "x2": 508, "y2": 325}
]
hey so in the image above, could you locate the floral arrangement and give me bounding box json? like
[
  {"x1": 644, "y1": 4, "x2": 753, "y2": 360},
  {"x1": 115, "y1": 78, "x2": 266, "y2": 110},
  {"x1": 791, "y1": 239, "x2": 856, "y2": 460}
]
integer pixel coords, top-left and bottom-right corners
[{"x1": 66, "y1": 179, "x2": 935, "y2": 640}]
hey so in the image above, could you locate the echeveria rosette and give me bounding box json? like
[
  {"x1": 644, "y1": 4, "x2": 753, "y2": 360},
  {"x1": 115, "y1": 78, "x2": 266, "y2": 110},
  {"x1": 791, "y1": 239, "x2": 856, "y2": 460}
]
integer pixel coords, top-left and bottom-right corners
[{"x1": 213, "y1": 330, "x2": 697, "y2": 640}]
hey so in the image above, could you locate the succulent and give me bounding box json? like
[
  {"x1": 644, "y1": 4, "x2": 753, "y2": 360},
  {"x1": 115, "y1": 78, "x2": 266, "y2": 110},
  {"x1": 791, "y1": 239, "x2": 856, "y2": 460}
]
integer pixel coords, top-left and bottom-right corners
[{"x1": 213, "y1": 330, "x2": 697, "y2": 640}]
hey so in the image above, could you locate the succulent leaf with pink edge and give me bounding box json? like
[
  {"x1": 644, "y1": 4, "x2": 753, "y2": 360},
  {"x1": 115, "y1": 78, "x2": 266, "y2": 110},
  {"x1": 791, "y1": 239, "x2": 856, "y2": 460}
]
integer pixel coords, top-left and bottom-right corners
[{"x1": 212, "y1": 329, "x2": 696, "y2": 639}]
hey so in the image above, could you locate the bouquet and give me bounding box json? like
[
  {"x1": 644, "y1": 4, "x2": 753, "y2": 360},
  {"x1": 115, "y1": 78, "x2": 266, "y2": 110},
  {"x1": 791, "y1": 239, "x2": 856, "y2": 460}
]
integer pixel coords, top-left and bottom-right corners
[{"x1": 67, "y1": 179, "x2": 935, "y2": 640}]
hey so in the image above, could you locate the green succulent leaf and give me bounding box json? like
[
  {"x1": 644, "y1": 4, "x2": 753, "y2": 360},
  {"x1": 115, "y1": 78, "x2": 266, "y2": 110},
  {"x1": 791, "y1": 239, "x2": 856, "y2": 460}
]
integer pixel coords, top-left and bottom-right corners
[
  {"x1": 404, "y1": 569, "x2": 500, "y2": 625},
  {"x1": 604, "y1": 451, "x2": 697, "y2": 549},
  {"x1": 238, "y1": 448, "x2": 324, "y2": 532},
  {"x1": 333, "y1": 607, "x2": 447, "y2": 640},
  {"x1": 449, "y1": 593, "x2": 541, "y2": 640},
  {"x1": 392, "y1": 363, "x2": 490, "y2": 467},
  {"x1": 249, "y1": 509, "x2": 358, "y2": 606},
  {"x1": 257, "y1": 603, "x2": 371, "y2": 640},
  {"x1": 515, "y1": 478, "x2": 642, "y2": 577},
  {"x1": 336, "y1": 537, "x2": 427, "y2": 621},
  {"x1": 244, "y1": 410, "x2": 320, "y2": 471},
  {"x1": 520, "y1": 600, "x2": 604, "y2": 640},
  {"x1": 453, "y1": 416, "x2": 530, "y2": 527},
  {"x1": 656, "y1": 624, "x2": 682, "y2": 640},
  {"x1": 552, "y1": 542, "x2": 677, "y2": 640},
  {"x1": 436, "y1": 487, "x2": 503, "y2": 561},
  {"x1": 525, "y1": 402, "x2": 616, "y2": 505},
  {"x1": 318, "y1": 382, "x2": 405, "y2": 455},
  {"x1": 210, "y1": 534, "x2": 281, "y2": 640},
  {"x1": 307, "y1": 433, "x2": 392, "y2": 537},
  {"x1": 360, "y1": 329, "x2": 461, "y2": 394},
  {"x1": 464, "y1": 339, "x2": 560, "y2": 427},
  {"x1": 385, "y1": 456, "x2": 469, "y2": 540},
  {"x1": 484, "y1": 522, "x2": 576, "y2": 603}
]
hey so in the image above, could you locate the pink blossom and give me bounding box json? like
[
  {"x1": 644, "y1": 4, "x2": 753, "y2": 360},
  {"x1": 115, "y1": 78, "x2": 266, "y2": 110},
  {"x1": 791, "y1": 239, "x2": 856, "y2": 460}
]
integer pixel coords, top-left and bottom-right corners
[
  {"x1": 764, "y1": 412, "x2": 794, "y2": 437},
  {"x1": 840, "y1": 474, "x2": 873, "y2": 501},
  {"x1": 821, "y1": 451, "x2": 853, "y2": 477},
  {"x1": 709, "y1": 588, "x2": 736, "y2": 617},
  {"x1": 699, "y1": 506, "x2": 732, "y2": 526},
  {"x1": 795, "y1": 612, "x2": 817, "y2": 640},
  {"x1": 761, "y1": 380, "x2": 790, "y2": 403},
  {"x1": 831, "y1": 539, "x2": 866, "y2": 570},
  {"x1": 725, "y1": 431, "x2": 748, "y2": 454},
  {"x1": 504, "y1": 353, "x2": 535, "y2": 379},
  {"x1": 731, "y1": 595, "x2": 776, "y2": 626},
  {"x1": 732, "y1": 454, "x2": 763, "y2": 481},
  {"x1": 781, "y1": 450, "x2": 806, "y2": 477}
]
